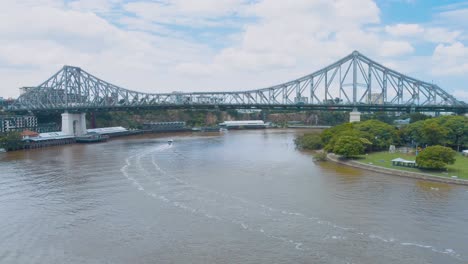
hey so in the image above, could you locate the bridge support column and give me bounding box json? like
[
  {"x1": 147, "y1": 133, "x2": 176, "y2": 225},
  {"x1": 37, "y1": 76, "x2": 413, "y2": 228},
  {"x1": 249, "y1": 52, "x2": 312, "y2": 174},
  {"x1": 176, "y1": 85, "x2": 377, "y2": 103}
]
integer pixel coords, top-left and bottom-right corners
[
  {"x1": 349, "y1": 109, "x2": 361, "y2": 123},
  {"x1": 61, "y1": 112, "x2": 87, "y2": 136}
]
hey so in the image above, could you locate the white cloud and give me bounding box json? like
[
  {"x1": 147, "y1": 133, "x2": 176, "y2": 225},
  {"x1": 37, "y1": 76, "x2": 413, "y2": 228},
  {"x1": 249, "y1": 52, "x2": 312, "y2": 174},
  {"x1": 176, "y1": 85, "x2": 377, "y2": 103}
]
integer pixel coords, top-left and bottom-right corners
[
  {"x1": 0, "y1": 0, "x2": 466, "y2": 104},
  {"x1": 432, "y1": 42, "x2": 468, "y2": 76},
  {"x1": 379, "y1": 41, "x2": 414, "y2": 57},
  {"x1": 175, "y1": 0, "x2": 383, "y2": 77},
  {"x1": 68, "y1": 0, "x2": 120, "y2": 12},
  {"x1": 424, "y1": 27, "x2": 461, "y2": 43},
  {"x1": 437, "y1": 8, "x2": 468, "y2": 27},
  {"x1": 385, "y1": 23, "x2": 460, "y2": 43},
  {"x1": 385, "y1": 24, "x2": 423, "y2": 36},
  {"x1": 0, "y1": 2, "x2": 214, "y2": 97},
  {"x1": 123, "y1": 0, "x2": 249, "y2": 27}
]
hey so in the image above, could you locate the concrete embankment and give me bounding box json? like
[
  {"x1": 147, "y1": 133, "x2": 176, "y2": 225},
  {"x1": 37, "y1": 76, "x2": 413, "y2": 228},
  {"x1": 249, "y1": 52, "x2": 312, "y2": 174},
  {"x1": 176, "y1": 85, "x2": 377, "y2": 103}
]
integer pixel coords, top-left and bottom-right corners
[{"x1": 327, "y1": 153, "x2": 468, "y2": 186}]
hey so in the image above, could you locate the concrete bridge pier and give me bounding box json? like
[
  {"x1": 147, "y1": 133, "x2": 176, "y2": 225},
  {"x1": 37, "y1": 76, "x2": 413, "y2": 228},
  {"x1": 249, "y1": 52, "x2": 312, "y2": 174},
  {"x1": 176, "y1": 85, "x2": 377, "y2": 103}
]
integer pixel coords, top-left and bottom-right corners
[
  {"x1": 61, "y1": 112, "x2": 87, "y2": 136},
  {"x1": 349, "y1": 108, "x2": 361, "y2": 122}
]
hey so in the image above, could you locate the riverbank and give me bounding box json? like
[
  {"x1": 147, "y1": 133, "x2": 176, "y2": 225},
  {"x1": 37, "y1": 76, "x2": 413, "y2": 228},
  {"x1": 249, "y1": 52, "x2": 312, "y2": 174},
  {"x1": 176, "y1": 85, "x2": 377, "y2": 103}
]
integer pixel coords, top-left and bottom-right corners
[
  {"x1": 359, "y1": 151, "x2": 468, "y2": 179},
  {"x1": 327, "y1": 153, "x2": 468, "y2": 186},
  {"x1": 3, "y1": 129, "x2": 467, "y2": 263}
]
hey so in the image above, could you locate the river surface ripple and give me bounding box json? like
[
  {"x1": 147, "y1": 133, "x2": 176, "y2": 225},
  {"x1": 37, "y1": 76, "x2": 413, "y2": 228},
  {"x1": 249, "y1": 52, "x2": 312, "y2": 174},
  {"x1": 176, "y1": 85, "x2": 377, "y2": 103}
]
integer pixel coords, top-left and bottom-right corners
[{"x1": 0, "y1": 129, "x2": 467, "y2": 264}]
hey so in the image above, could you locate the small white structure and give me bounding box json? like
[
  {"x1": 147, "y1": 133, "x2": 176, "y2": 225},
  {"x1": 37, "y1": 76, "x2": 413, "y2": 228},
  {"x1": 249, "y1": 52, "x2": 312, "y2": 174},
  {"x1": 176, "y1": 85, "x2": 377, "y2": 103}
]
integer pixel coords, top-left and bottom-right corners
[
  {"x1": 34, "y1": 132, "x2": 75, "y2": 141},
  {"x1": 462, "y1": 150, "x2": 468, "y2": 156},
  {"x1": 391, "y1": 158, "x2": 417, "y2": 167},
  {"x1": 349, "y1": 110, "x2": 361, "y2": 122},
  {"x1": 87, "y1": 126, "x2": 127, "y2": 135},
  {"x1": 219, "y1": 120, "x2": 267, "y2": 129}
]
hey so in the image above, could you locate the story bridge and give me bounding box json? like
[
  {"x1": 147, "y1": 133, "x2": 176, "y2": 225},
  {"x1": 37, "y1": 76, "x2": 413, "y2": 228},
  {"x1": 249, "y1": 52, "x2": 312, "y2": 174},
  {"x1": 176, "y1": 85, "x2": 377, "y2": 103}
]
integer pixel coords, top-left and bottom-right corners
[{"x1": 7, "y1": 51, "x2": 467, "y2": 136}]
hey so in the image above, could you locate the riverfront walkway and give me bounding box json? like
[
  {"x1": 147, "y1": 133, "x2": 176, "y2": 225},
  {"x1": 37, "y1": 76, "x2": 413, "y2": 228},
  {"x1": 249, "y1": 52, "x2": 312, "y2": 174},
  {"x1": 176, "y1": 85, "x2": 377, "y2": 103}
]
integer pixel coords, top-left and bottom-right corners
[{"x1": 327, "y1": 153, "x2": 468, "y2": 186}]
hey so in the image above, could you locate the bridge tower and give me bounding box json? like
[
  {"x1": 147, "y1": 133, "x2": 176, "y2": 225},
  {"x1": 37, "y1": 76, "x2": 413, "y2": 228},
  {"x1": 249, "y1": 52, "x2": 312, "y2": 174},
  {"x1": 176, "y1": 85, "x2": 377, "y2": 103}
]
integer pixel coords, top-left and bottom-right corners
[
  {"x1": 349, "y1": 108, "x2": 361, "y2": 122},
  {"x1": 61, "y1": 112, "x2": 86, "y2": 136}
]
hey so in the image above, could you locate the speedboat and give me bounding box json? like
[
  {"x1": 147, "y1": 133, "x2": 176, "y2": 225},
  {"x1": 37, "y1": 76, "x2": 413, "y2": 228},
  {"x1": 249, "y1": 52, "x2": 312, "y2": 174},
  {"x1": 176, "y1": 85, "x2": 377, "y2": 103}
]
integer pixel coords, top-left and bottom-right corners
[{"x1": 168, "y1": 139, "x2": 173, "y2": 144}]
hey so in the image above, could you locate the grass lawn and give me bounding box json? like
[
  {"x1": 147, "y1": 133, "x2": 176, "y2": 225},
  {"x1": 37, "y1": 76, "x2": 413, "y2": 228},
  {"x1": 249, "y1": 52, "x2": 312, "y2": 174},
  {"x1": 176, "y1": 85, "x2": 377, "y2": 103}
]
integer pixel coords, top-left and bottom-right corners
[{"x1": 355, "y1": 151, "x2": 468, "y2": 180}]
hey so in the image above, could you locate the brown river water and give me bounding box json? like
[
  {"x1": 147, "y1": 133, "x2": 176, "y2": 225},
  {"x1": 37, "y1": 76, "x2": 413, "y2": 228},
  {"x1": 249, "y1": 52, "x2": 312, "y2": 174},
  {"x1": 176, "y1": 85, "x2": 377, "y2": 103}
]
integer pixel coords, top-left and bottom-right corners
[{"x1": 0, "y1": 129, "x2": 467, "y2": 264}]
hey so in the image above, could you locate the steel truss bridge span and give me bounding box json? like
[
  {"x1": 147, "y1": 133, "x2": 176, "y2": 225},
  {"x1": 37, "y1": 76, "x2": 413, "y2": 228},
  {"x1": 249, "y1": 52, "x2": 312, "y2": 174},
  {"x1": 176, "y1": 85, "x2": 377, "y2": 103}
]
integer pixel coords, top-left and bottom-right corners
[{"x1": 10, "y1": 51, "x2": 467, "y2": 113}]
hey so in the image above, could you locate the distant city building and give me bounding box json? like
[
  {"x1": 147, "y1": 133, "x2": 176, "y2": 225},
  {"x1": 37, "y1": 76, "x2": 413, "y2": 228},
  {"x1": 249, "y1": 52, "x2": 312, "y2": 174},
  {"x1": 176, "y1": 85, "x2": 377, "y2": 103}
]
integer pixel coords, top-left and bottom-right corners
[{"x1": 0, "y1": 115, "x2": 38, "y2": 133}]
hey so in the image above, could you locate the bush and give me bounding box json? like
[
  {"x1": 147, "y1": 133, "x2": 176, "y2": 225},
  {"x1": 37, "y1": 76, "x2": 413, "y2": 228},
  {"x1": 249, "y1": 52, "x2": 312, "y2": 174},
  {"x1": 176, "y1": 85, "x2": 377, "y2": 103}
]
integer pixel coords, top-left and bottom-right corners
[
  {"x1": 294, "y1": 133, "x2": 323, "y2": 150},
  {"x1": 416, "y1": 145, "x2": 456, "y2": 170},
  {"x1": 313, "y1": 151, "x2": 328, "y2": 161},
  {"x1": 0, "y1": 131, "x2": 24, "y2": 151},
  {"x1": 332, "y1": 135, "x2": 365, "y2": 158}
]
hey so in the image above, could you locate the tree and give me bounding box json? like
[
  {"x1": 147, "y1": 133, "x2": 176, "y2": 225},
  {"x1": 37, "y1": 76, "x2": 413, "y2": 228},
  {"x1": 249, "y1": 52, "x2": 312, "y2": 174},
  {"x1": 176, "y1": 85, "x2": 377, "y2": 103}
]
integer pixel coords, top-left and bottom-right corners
[
  {"x1": 294, "y1": 133, "x2": 323, "y2": 150},
  {"x1": 401, "y1": 120, "x2": 424, "y2": 146},
  {"x1": 321, "y1": 123, "x2": 354, "y2": 146},
  {"x1": 0, "y1": 131, "x2": 24, "y2": 151},
  {"x1": 416, "y1": 145, "x2": 456, "y2": 170},
  {"x1": 438, "y1": 115, "x2": 468, "y2": 150},
  {"x1": 409, "y1": 112, "x2": 430, "y2": 123},
  {"x1": 403, "y1": 118, "x2": 448, "y2": 146},
  {"x1": 421, "y1": 119, "x2": 448, "y2": 146},
  {"x1": 332, "y1": 135, "x2": 365, "y2": 158},
  {"x1": 354, "y1": 120, "x2": 399, "y2": 150}
]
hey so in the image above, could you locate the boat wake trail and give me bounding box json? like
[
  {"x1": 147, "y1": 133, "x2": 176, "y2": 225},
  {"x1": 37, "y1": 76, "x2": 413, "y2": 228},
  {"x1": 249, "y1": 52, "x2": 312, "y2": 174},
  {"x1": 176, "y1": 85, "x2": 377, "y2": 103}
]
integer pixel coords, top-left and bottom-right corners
[{"x1": 120, "y1": 144, "x2": 463, "y2": 262}]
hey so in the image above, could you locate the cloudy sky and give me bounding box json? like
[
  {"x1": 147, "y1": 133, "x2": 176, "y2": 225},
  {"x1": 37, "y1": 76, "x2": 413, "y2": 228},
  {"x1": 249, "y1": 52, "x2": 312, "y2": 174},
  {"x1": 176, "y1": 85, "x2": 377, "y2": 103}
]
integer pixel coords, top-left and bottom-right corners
[{"x1": 0, "y1": 0, "x2": 467, "y2": 102}]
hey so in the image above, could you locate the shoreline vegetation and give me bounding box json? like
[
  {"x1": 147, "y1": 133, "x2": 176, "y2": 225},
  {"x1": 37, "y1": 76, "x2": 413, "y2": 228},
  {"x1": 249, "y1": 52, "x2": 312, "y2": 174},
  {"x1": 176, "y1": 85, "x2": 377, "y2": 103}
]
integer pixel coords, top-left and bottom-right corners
[
  {"x1": 326, "y1": 153, "x2": 468, "y2": 186},
  {"x1": 295, "y1": 115, "x2": 468, "y2": 185}
]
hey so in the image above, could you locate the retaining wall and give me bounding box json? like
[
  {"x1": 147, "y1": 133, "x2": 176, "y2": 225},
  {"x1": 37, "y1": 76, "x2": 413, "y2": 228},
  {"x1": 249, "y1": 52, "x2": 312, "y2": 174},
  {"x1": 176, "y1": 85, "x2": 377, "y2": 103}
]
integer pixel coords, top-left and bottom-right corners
[{"x1": 327, "y1": 153, "x2": 468, "y2": 186}]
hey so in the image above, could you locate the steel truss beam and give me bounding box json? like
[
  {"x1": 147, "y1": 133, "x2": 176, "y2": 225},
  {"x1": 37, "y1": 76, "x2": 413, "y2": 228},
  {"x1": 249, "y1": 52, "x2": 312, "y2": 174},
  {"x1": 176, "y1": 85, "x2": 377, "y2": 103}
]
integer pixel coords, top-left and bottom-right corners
[{"x1": 9, "y1": 51, "x2": 466, "y2": 112}]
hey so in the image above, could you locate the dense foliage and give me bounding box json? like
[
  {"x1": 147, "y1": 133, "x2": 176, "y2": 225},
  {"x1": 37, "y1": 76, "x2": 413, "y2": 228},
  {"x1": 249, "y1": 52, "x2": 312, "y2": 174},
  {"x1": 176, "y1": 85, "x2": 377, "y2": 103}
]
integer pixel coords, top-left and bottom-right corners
[
  {"x1": 295, "y1": 114, "x2": 467, "y2": 162},
  {"x1": 294, "y1": 133, "x2": 323, "y2": 150},
  {"x1": 321, "y1": 120, "x2": 397, "y2": 153},
  {"x1": 354, "y1": 120, "x2": 399, "y2": 150},
  {"x1": 416, "y1": 145, "x2": 456, "y2": 170},
  {"x1": 401, "y1": 115, "x2": 468, "y2": 149},
  {"x1": 331, "y1": 135, "x2": 365, "y2": 158},
  {"x1": 0, "y1": 132, "x2": 24, "y2": 151}
]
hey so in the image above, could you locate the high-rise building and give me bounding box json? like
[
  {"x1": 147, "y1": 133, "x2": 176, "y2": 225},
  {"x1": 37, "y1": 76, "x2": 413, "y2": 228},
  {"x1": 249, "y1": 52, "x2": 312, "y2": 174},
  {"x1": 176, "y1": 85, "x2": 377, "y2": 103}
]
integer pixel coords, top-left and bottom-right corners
[{"x1": 0, "y1": 116, "x2": 38, "y2": 133}]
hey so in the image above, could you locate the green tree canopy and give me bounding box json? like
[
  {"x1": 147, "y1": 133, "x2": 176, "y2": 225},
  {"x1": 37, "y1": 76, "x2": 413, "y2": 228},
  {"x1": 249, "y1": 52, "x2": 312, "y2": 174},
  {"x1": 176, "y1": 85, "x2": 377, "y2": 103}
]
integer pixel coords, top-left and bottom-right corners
[
  {"x1": 354, "y1": 120, "x2": 399, "y2": 150},
  {"x1": 324, "y1": 129, "x2": 365, "y2": 152},
  {"x1": 421, "y1": 119, "x2": 449, "y2": 146},
  {"x1": 409, "y1": 112, "x2": 431, "y2": 123},
  {"x1": 416, "y1": 145, "x2": 456, "y2": 170},
  {"x1": 438, "y1": 115, "x2": 468, "y2": 149},
  {"x1": 401, "y1": 115, "x2": 468, "y2": 148},
  {"x1": 320, "y1": 123, "x2": 354, "y2": 146},
  {"x1": 0, "y1": 132, "x2": 24, "y2": 151},
  {"x1": 294, "y1": 133, "x2": 323, "y2": 150},
  {"x1": 332, "y1": 134, "x2": 365, "y2": 158},
  {"x1": 401, "y1": 120, "x2": 424, "y2": 145}
]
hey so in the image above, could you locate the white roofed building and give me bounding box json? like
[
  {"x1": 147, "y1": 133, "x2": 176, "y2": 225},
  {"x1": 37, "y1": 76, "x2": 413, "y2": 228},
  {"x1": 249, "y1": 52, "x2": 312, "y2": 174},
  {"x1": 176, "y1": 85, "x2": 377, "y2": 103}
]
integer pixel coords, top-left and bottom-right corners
[{"x1": 219, "y1": 120, "x2": 267, "y2": 129}]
